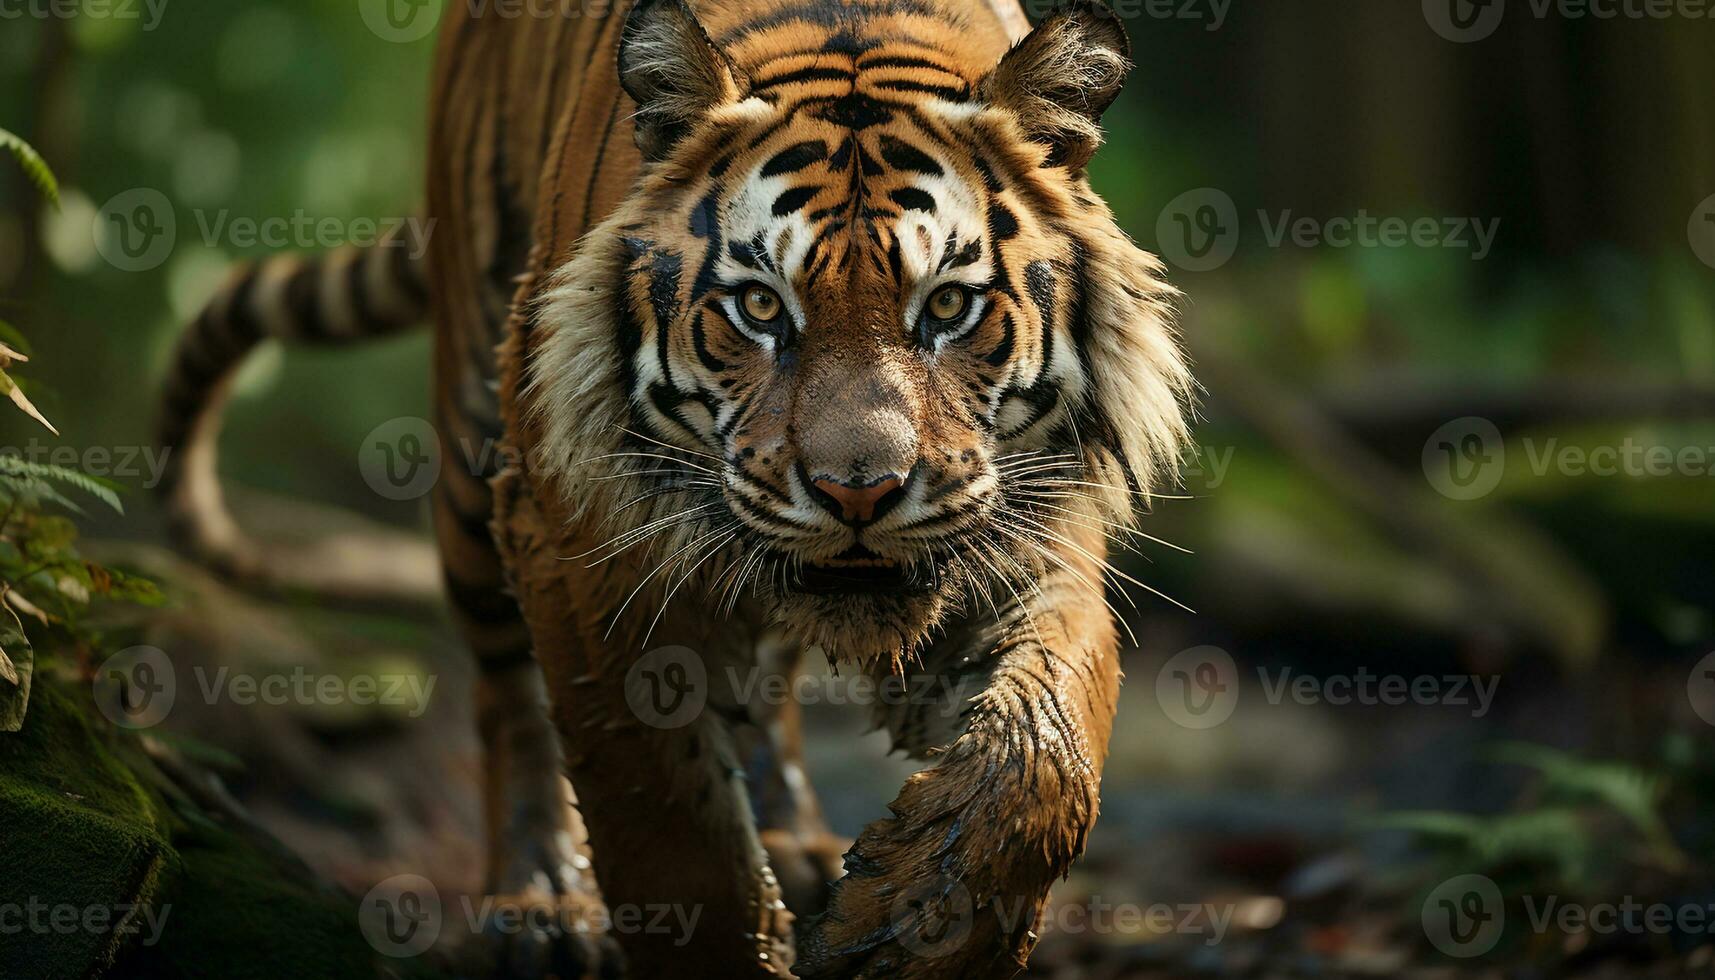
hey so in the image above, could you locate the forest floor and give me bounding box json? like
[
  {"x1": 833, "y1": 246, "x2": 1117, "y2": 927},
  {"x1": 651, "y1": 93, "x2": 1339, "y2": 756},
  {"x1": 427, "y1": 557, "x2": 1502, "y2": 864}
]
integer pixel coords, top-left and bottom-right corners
[{"x1": 28, "y1": 542, "x2": 1713, "y2": 980}]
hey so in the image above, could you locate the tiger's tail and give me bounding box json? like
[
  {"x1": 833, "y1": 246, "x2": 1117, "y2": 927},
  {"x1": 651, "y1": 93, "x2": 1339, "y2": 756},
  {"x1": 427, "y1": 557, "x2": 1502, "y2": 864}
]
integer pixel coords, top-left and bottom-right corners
[{"x1": 156, "y1": 229, "x2": 437, "y2": 603}]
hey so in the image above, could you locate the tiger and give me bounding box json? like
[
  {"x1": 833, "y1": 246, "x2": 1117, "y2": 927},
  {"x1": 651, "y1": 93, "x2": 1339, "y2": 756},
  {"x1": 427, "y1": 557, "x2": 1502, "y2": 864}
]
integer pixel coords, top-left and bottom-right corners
[{"x1": 155, "y1": 0, "x2": 1194, "y2": 977}]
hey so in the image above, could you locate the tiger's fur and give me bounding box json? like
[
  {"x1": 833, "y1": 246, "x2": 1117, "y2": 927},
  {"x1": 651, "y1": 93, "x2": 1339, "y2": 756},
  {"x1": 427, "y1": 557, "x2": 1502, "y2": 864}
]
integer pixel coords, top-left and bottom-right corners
[{"x1": 157, "y1": 1, "x2": 1193, "y2": 977}]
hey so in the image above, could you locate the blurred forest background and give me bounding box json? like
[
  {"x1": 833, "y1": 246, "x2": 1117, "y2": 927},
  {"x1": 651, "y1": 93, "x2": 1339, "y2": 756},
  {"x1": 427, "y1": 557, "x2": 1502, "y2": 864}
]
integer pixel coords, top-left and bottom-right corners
[{"x1": 3, "y1": 1, "x2": 1715, "y2": 977}]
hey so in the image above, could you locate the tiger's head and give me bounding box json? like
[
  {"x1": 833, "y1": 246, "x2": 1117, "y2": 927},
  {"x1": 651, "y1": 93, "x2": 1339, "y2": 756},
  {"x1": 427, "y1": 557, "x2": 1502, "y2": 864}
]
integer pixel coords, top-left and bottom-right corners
[{"x1": 532, "y1": 0, "x2": 1192, "y2": 664}]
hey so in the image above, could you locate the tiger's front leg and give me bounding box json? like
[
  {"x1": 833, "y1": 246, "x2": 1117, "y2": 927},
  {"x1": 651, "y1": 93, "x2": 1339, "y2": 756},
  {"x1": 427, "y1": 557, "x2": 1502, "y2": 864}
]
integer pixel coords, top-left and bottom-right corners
[
  {"x1": 490, "y1": 463, "x2": 797, "y2": 979},
  {"x1": 795, "y1": 536, "x2": 1122, "y2": 980}
]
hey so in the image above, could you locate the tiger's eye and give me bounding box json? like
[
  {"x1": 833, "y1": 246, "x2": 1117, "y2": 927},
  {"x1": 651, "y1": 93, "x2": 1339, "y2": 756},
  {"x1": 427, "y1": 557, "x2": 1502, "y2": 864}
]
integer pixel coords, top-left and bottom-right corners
[
  {"x1": 742, "y1": 285, "x2": 784, "y2": 323},
  {"x1": 926, "y1": 285, "x2": 970, "y2": 322}
]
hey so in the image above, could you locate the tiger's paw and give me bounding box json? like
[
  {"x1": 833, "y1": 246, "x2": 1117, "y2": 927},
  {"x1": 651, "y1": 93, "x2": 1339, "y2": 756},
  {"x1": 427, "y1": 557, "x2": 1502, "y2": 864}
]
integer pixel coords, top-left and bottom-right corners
[
  {"x1": 455, "y1": 887, "x2": 623, "y2": 980},
  {"x1": 760, "y1": 828, "x2": 849, "y2": 921},
  {"x1": 795, "y1": 871, "x2": 1029, "y2": 980},
  {"x1": 463, "y1": 831, "x2": 621, "y2": 979}
]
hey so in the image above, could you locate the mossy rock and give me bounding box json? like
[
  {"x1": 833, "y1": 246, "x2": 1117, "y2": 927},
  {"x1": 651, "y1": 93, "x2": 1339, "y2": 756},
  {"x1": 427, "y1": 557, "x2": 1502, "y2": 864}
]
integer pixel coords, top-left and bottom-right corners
[
  {"x1": 0, "y1": 678, "x2": 450, "y2": 980},
  {"x1": 116, "y1": 818, "x2": 440, "y2": 980},
  {"x1": 0, "y1": 681, "x2": 170, "y2": 980}
]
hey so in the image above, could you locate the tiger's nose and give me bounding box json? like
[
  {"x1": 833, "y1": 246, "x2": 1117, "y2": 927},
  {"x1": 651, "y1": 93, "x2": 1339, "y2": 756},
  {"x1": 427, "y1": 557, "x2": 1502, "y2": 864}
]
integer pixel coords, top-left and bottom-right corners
[{"x1": 808, "y1": 472, "x2": 909, "y2": 526}]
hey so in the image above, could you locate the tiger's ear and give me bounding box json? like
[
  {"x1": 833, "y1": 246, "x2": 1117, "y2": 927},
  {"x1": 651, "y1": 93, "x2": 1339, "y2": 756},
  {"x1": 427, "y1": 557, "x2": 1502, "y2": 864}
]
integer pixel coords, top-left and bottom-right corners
[
  {"x1": 619, "y1": 0, "x2": 749, "y2": 162},
  {"x1": 980, "y1": 0, "x2": 1131, "y2": 170}
]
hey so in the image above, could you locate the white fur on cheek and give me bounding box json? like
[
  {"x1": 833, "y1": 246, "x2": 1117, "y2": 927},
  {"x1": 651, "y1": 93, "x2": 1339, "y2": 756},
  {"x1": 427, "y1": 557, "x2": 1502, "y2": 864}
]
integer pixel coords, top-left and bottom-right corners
[
  {"x1": 1075, "y1": 217, "x2": 1195, "y2": 524},
  {"x1": 523, "y1": 208, "x2": 653, "y2": 521}
]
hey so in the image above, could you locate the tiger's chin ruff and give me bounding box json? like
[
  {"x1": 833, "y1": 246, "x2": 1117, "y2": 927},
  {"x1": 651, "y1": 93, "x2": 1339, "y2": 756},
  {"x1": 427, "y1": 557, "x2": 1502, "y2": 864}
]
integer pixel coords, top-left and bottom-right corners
[{"x1": 768, "y1": 590, "x2": 951, "y2": 673}]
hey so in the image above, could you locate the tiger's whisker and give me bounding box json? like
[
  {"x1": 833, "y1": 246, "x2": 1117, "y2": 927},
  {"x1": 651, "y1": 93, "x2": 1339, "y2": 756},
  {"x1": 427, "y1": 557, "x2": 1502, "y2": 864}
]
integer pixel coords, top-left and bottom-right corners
[
  {"x1": 580, "y1": 450, "x2": 720, "y2": 474},
  {"x1": 641, "y1": 524, "x2": 741, "y2": 647},
  {"x1": 604, "y1": 520, "x2": 735, "y2": 640},
  {"x1": 616, "y1": 425, "x2": 724, "y2": 463},
  {"x1": 989, "y1": 520, "x2": 1140, "y2": 646}
]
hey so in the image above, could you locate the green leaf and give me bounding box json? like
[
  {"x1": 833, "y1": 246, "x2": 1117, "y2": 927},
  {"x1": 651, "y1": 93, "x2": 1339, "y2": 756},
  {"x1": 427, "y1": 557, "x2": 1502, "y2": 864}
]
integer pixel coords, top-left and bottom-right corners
[
  {"x1": 0, "y1": 457, "x2": 124, "y2": 515},
  {"x1": 0, "y1": 600, "x2": 33, "y2": 732},
  {"x1": 21, "y1": 514, "x2": 79, "y2": 556},
  {"x1": 1488, "y1": 742, "x2": 1686, "y2": 870},
  {"x1": 1367, "y1": 810, "x2": 1486, "y2": 841},
  {"x1": 1469, "y1": 808, "x2": 1594, "y2": 882},
  {"x1": 4, "y1": 476, "x2": 86, "y2": 516},
  {"x1": 1376, "y1": 806, "x2": 1596, "y2": 886},
  {"x1": 0, "y1": 126, "x2": 59, "y2": 210},
  {"x1": 12, "y1": 477, "x2": 79, "y2": 515},
  {"x1": 100, "y1": 568, "x2": 166, "y2": 607}
]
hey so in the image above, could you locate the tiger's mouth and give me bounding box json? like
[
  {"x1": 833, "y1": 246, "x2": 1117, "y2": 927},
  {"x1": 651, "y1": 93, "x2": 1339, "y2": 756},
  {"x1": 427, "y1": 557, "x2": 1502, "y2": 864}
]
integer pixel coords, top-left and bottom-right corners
[{"x1": 783, "y1": 545, "x2": 938, "y2": 597}]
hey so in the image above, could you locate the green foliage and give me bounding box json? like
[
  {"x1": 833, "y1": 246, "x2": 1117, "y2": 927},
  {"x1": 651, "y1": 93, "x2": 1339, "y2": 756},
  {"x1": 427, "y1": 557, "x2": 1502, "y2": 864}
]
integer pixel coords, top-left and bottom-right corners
[
  {"x1": 0, "y1": 456, "x2": 125, "y2": 515},
  {"x1": 1488, "y1": 742, "x2": 1686, "y2": 871},
  {"x1": 1373, "y1": 806, "x2": 1597, "y2": 886},
  {"x1": 0, "y1": 600, "x2": 29, "y2": 732},
  {"x1": 0, "y1": 137, "x2": 59, "y2": 434},
  {"x1": 0, "y1": 125, "x2": 58, "y2": 209},
  {"x1": 1376, "y1": 744, "x2": 1687, "y2": 900},
  {"x1": 0, "y1": 324, "x2": 160, "y2": 731},
  {"x1": 0, "y1": 471, "x2": 164, "y2": 729}
]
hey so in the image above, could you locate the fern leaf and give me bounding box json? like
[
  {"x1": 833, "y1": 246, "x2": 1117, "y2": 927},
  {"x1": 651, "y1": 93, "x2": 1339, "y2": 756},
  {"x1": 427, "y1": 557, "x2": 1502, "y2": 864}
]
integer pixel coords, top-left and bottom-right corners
[
  {"x1": 0, "y1": 458, "x2": 123, "y2": 514},
  {"x1": 9, "y1": 476, "x2": 85, "y2": 516},
  {"x1": 1490, "y1": 742, "x2": 1686, "y2": 870},
  {"x1": 0, "y1": 127, "x2": 59, "y2": 209},
  {"x1": 1367, "y1": 811, "x2": 1487, "y2": 842}
]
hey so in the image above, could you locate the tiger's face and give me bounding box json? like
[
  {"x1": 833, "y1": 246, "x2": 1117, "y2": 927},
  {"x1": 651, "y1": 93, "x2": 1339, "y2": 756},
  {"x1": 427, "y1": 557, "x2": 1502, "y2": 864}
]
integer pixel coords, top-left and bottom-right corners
[{"x1": 533, "y1": 0, "x2": 1192, "y2": 663}]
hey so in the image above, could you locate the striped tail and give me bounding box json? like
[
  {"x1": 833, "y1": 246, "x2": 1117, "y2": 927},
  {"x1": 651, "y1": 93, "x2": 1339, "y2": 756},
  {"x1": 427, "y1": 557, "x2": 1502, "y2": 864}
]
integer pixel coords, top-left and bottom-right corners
[{"x1": 157, "y1": 232, "x2": 434, "y2": 599}]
